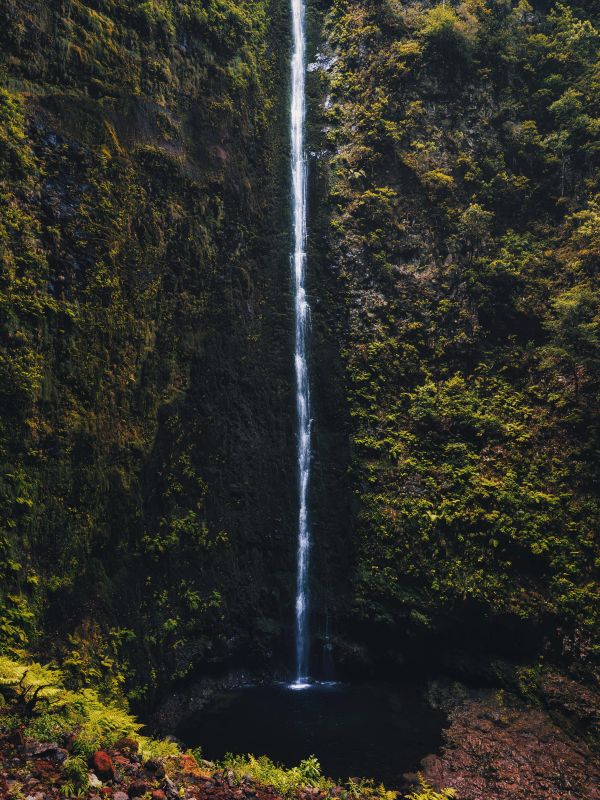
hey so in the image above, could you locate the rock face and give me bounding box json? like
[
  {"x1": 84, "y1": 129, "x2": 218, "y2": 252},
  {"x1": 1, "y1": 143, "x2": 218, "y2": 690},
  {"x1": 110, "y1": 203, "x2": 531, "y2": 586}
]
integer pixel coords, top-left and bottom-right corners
[
  {"x1": 0, "y1": 4, "x2": 597, "y2": 788},
  {"x1": 0, "y1": 0, "x2": 297, "y2": 692},
  {"x1": 420, "y1": 690, "x2": 600, "y2": 800}
]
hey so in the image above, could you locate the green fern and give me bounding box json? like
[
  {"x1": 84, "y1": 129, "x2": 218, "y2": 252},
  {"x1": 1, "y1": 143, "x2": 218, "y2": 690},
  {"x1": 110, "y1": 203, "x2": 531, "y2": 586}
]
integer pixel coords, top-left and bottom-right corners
[
  {"x1": 405, "y1": 775, "x2": 457, "y2": 800},
  {"x1": 0, "y1": 654, "x2": 179, "y2": 759},
  {"x1": 62, "y1": 756, "x2": 89, "y2": 791}
]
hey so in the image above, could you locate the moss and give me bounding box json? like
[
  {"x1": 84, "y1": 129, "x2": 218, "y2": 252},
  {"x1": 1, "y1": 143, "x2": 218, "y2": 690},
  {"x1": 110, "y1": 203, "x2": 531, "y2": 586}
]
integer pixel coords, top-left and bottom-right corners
[
  {"x1": 320, "y1": 0, "x2": 599, "y2": 672},
  {"x1": 0, "y1": 0, "x2": 295, "y2": 695}
]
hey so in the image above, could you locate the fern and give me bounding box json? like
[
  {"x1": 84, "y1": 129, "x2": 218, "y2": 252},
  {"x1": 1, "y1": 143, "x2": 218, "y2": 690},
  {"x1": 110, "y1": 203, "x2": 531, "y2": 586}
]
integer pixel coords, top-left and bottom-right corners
[
  {"x1": 62, "y1": 755, "x2": 89, "y2": 791},
  {"x1": 0, "y1": 656, "x2": 65, "y2": 713},
  {"x1": 405, "y1": 775, "x2": 457, "y2": 800},
  {"x1": 0, "y1": 656, "x2": 144, "y2": 752}
]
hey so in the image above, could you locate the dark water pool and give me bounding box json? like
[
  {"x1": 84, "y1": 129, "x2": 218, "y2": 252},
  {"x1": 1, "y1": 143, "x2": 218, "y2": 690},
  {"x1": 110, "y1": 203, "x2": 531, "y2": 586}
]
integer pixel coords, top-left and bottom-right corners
[{"x1": 174, "y1": 682, "x2": 445, "y2": 786}]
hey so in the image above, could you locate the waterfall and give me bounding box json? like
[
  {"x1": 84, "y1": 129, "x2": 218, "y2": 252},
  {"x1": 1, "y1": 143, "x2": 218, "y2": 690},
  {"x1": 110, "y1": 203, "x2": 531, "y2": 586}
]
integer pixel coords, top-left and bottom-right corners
[{"x1": 290, "y1": 0, "x2": 311, "y2": 686}]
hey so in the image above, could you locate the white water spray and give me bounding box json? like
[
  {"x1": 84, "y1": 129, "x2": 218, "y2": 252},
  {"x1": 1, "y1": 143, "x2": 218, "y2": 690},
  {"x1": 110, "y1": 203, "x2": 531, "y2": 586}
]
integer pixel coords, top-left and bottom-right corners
[{"x1": 290, "y1": 0, "x2": 311, "y2": 686}]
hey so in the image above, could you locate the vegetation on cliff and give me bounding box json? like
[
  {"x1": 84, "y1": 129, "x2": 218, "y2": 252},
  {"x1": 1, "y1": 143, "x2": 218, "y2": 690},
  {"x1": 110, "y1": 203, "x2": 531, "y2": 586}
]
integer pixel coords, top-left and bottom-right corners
[
  {"x1": 0, "y1": 0, "x2": 296, "y2": 698},
  {"x1": 0, "y1": 0, "x2": 598, "y2": 795},
  {"x1": 316, "y1": 0, "x2": 599, "y2": 674}
]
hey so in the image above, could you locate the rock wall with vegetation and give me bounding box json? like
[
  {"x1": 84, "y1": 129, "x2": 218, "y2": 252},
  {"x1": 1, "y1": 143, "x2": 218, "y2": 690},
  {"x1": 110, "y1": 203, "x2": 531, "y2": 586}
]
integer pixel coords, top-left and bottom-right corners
[
  {"x1": 313, "y1": 0, "x2": 599, "y2": 677},
  {"x1": 0, "y1": 0, "x2": 598, "y2": 707},
  {"x1": 0, "y1": 0, "x2": 298, "y2": 701}
]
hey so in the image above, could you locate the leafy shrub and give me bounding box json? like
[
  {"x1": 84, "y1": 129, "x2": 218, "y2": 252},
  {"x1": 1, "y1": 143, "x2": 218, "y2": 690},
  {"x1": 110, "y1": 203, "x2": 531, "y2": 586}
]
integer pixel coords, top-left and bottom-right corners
[
  {"x1": 135, "y1": 1, "x2": 175, "y2": 42},
  {"x1": 222, "y1": 754, "x2": 402, "y2": 800},
  {"x1": 0, "y1": 656, "x2": 66, "y2": 714},
  {"x1": 419, "y1": 3, "x2": 478, "y2": 56}
]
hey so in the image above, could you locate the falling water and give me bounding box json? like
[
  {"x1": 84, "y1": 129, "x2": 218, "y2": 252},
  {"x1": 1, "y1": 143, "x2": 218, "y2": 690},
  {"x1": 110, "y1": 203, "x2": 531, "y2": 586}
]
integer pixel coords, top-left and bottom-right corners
[{"x1": 290, "y1": 0, "x2": 311, "y2": 686}]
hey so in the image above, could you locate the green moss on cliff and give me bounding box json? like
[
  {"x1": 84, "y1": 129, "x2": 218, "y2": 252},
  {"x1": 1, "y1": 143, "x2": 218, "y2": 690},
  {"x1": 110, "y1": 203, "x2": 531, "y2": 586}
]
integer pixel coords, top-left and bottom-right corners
[
  {"x1": 319, "y1": 0, "x2": 599, "y2": 671},
  {"x1": 0, "y1": 0, "x2": 296, "y2": 697}
]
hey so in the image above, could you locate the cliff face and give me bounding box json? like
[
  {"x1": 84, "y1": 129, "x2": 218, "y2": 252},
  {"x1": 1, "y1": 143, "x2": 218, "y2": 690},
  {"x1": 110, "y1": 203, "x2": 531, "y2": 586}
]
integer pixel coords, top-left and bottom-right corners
[
  {"x1": 313, "y1": 0, "x2": 599, "y2": 676},
  {"x1": 0, "y1": 0, "x2": 297, "y2": 697},
  {"x1": 0, "y1": 0, "x2": 598, "y2": 701}
]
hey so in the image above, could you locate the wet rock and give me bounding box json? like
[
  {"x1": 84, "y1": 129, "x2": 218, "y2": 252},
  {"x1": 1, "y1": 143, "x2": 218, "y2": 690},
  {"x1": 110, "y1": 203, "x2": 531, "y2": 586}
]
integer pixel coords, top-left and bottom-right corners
[
  {"x1": 225, "y1": 769, "x2": 237, "y2": 787},
  {"x1": 213, "y1": 146, "x2": 229, "y2": 163},
  {"x1": 25, "y1": 742, "x2": 68, "y2": 763},
  {"x1": 127, "y1": 780, "x2": 148, "y2": 797},
  {"x1": 150, "y1": 670, "x2": 265, "y2": 733},
  {"x1": 91, "y1": 751, "x2": 115, "y2": 781},
  {"x1": 145, "y1": 758, "x2": 166, "y2": 778},
  {"x1": 162, "y1": 776, "x2": 179, "y2": 799}
]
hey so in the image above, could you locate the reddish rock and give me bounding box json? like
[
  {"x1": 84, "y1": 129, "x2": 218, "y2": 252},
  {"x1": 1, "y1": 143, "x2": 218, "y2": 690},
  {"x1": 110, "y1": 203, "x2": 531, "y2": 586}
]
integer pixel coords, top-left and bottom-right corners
[
  {"x1": 151, "y1": 791, "x2": 166, "y2": 800},
  {"x1": 91, "y1": 750, "x2": 115, "y2": 781}
]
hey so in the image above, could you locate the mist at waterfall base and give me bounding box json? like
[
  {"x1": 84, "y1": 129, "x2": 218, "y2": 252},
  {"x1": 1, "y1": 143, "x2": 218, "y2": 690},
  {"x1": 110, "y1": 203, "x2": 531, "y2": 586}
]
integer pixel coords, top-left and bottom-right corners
[{"x1": 174, "y1": 682, "x2": 445, "y2": 787}]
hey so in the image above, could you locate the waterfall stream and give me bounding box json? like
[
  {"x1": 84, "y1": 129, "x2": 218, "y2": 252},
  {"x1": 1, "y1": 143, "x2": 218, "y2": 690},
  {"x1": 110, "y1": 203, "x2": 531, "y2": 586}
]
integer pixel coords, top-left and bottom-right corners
[{"x1": 290, "y1": 0, "x2": 311, "y2": 686}]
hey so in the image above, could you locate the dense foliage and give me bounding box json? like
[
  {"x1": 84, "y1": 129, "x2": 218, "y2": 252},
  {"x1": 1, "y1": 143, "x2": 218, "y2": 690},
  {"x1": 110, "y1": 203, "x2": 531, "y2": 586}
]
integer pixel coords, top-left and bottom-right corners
[
  {"x1": 0, "y1": 654, "x2": 178, "y2": 758},
  {"x1": 317, "y1": 0, "x2": 599, "y2": 673}
]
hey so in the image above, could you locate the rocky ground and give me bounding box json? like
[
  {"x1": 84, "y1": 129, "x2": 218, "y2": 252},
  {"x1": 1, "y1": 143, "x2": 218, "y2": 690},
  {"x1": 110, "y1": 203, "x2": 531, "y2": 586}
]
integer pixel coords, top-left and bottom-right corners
[
  {"x1": 419, "y1": 677, "x2": 600, "y2": 800},
  {"x1": 0, "y1": 734, "x2": 289, "y2": 800},
  {"x1": 2, "y1": 675, "x2": 599, "y2": 800}
]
